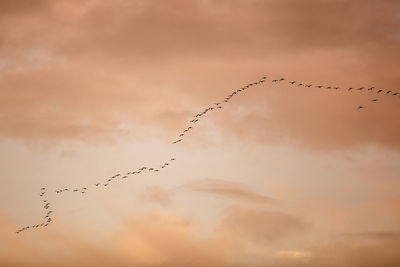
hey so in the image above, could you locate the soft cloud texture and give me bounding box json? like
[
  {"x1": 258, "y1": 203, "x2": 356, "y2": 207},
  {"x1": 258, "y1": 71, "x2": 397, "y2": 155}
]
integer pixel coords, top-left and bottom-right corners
[
  {"x1": 1, "y1": 1, "x2": 400, "y2": 266},
  {"x1": 0, "y1": 0, "x2": 399, "y2": 149},
  {"x1": 186, "y1": 178, "x2": 276, "y2": 204}
]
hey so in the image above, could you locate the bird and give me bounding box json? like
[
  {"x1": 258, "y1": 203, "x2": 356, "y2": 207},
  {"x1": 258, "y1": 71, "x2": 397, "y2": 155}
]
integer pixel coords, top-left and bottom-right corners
[
  {"x1": 358, "y1": 87, "x2": 364, "y2": 90},
  {"x1": 372, "y1": 99, "x2": 378, "y2": 102},
  {"x1": 298, "y1": 83, "x2": 303, "y2": 86},
  {"x1": 326, "y1": 86, "x2": 331, "y2": 89},
  {"x1": 386, "y1": 90, "x2": 392, "y2": 95},
  {"x1": 272, "y1": 79, "x2": 278, "y2": 82},
  {"x1": 393, "y1": 92, "x2": 398, "y2": 96},
  {"x1": 348, "y1": 87, "x2": 353, "y2": 91},
  {"x1": 306, "y1": 84, "x2": 312, "y2": 87},
  {"x1": 368, "y1": 87, "x2": 374, "y2": 90},
  {"x1": 171, "y1": 158, "x2": 176, "y2": 161},
  {"x1": 289, "y1": 81, "x2": 296, "y2": 84},
  {"x1": 316, "y1": 85, "x2": 323, "y2": 88},
  {"x1": 334, "y1": 87, "x2": 340, "y2": 90},
  {"x1": 357, "y1": 106, "x2": 364, "y2": 110},
  {"x1": 279, "y1": 78, "x2": 285, "y2": 81},
  {"x1": 377, "y1": 90, "x2": 383, "y2": 93}
]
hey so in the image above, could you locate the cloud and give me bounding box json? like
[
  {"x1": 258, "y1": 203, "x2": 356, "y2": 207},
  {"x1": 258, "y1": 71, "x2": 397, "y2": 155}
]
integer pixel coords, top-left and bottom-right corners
[
  {"x1": 0, "y1": 0, "x2": 398, "y2": 151},
  {"x1": 0, "y1": 213, "x2": 237, "y2": 267},
  {"x1": 186, "y1": 178, "x2": 276, "y2": 204},
  {"x1": 218, "y1": 206, "x2": 307, "y2": 245},
  {"x1": 341, "y1": 231, "x2": 400, "y2": 241},
  {"x1": 142, "y1": 186, "x2": 173, "y2": 207},
  {"x1": 3, "y1": 211, "x2": 400, "y2": 267}
]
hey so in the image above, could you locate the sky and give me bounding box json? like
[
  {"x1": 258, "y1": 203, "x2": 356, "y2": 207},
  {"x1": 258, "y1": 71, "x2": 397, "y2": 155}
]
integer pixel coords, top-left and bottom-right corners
[{"x1": 1, "y1": 0, "x2": 400, "y2": 266}]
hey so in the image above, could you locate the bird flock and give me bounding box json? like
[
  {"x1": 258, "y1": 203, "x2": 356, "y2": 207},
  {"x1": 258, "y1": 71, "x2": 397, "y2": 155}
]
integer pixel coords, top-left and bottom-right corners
[{"x1": 15, "y1": 75, "x2": 398, "y2": 234}]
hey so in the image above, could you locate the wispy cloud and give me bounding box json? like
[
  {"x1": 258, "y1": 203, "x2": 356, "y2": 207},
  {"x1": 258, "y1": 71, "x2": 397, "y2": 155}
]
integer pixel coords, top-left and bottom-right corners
[{"x1": 186, "y1": 178, "x2": 276, "y2": 204}]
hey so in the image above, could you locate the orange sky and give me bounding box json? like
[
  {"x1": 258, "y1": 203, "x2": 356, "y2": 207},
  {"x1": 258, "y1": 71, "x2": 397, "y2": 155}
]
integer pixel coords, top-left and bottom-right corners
[{"x1": 1, "y1": 0, "x2": 400, "y2": 266}]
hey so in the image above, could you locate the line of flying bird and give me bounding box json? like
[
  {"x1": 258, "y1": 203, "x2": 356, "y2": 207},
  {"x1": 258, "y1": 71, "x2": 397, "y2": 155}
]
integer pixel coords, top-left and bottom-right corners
[
  {"x1": 170, "y1": 76, "x2": 398, "y2": 144},
  {"x1": 16, "y1": 75, "x2": 398, "y2": 234}
]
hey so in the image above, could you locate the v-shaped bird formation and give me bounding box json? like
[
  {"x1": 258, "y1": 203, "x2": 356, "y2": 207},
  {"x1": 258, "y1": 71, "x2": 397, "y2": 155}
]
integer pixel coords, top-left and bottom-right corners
[{"x1": 15, "y1": 75, "x2": 398, "y2": 234}]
